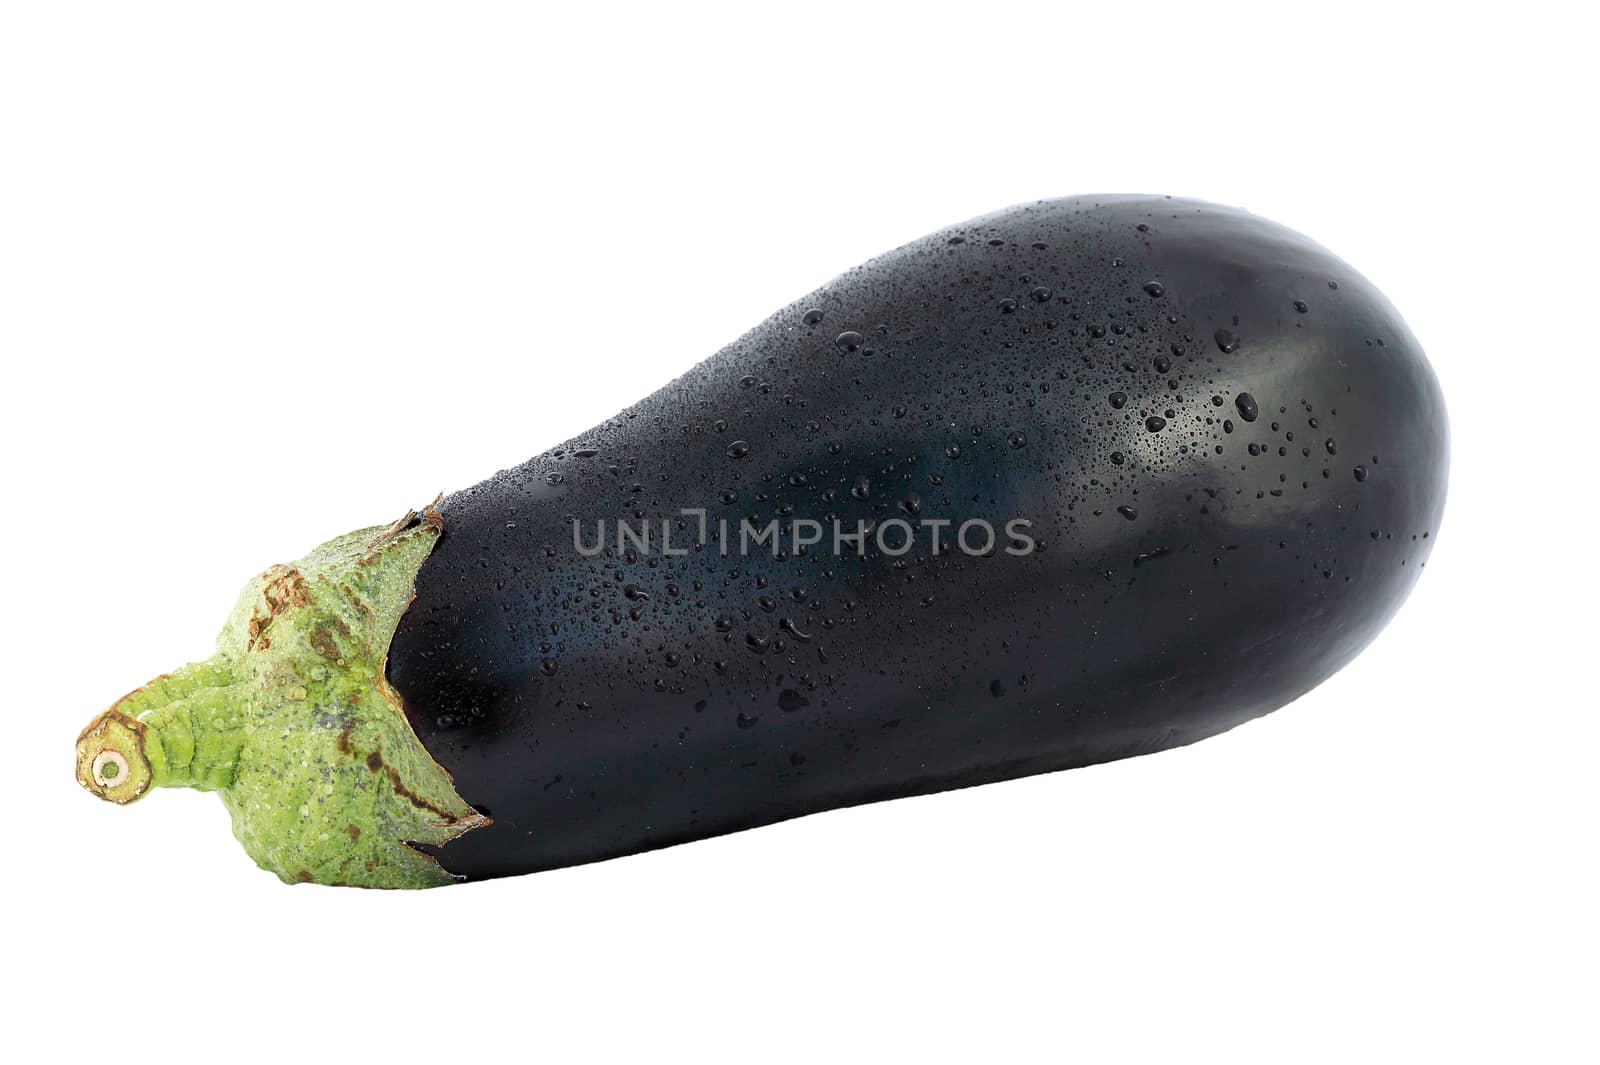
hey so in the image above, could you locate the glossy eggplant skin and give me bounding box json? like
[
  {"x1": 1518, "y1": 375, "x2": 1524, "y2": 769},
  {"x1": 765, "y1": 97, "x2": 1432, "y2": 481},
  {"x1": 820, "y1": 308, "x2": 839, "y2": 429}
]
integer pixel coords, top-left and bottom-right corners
[{"x1": 387, "y1": 195, "x2": 1448, "y2": 881}]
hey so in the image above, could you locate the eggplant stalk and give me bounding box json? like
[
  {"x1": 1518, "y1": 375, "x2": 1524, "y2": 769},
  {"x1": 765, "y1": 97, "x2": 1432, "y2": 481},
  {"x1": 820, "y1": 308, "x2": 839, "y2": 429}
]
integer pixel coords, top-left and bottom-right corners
[{"x1": 74, "y1": 513, "x2": 484, "y2": 888}]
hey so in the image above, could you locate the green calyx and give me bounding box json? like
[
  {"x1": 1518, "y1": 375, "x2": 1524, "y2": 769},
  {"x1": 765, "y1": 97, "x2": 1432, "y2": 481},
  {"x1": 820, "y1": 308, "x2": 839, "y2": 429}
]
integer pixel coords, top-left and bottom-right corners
[{"x1": 74, "y1": 509, "x2": 486, "y2": 888}]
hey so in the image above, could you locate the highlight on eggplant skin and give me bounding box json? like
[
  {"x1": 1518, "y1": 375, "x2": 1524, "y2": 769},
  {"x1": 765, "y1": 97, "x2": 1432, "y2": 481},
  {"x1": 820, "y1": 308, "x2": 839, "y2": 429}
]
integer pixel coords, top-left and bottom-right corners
[{"x1": 384, "y1": 194, "x2": 1448, "y2": 882}]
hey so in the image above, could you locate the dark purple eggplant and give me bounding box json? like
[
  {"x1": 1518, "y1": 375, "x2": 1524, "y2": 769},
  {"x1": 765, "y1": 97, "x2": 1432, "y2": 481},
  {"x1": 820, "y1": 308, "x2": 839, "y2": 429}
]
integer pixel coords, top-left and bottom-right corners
[{"x1": 76, "y1": 195, "x2": 1448, "y2": 887}]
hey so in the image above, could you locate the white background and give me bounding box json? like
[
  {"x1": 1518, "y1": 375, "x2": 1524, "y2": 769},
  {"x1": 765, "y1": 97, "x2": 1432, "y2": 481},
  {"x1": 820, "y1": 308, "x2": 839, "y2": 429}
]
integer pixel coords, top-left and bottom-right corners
[{"x1": 3, "y1": 3, "x2": 1594, "y2": 1062}]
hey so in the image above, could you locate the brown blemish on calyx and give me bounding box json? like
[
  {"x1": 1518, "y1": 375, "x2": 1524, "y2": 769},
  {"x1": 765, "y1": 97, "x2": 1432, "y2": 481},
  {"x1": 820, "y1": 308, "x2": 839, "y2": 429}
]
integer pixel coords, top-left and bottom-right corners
[
  {"x1": 262, "y1": 567, "x2": 311, "y2": 612},
  {"x1": 384, "y1": 762, "x2": 487, "y2": 825},
  {"x1": 365, "y1": 493, "x2": 445, "y2": 557},
  {"x1": 310, "y1": 624, "x2": 342, "y2": 661},
  {"x1": 375, "y1": 673, "x2": 407, "y2": 714},
  {"x1": 360, "y1": 743, "x2": 486, "y2": 826},
  {"x1": 368, "y1": 510, "x2": 418, "y2": 551},
  {"x1": 420, "y1": 492, "x2": 445, "y2": 531},
  {"x1": 248, "y1": 566, "x2": 313, "y2": 652}
]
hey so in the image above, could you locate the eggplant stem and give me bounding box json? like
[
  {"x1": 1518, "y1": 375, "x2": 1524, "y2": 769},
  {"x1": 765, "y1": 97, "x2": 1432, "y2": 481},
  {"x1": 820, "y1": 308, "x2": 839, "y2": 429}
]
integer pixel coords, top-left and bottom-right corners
[{"x1": 73, "y1": 515, "x2": 487, "y2": 888}]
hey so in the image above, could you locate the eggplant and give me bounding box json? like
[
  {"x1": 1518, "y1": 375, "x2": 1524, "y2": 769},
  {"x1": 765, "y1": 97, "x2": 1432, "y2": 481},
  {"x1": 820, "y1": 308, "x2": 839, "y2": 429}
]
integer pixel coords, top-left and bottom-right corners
[{"x1": 75, "y1": 195, "x2": 1448, "y2": 887}]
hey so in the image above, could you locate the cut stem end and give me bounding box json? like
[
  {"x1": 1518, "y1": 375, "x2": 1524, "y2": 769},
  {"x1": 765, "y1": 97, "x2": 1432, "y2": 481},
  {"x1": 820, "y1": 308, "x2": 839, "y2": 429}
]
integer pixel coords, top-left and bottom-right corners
[{"x1": 75, "y1": 711, "x2": 153, "y2": 804}]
